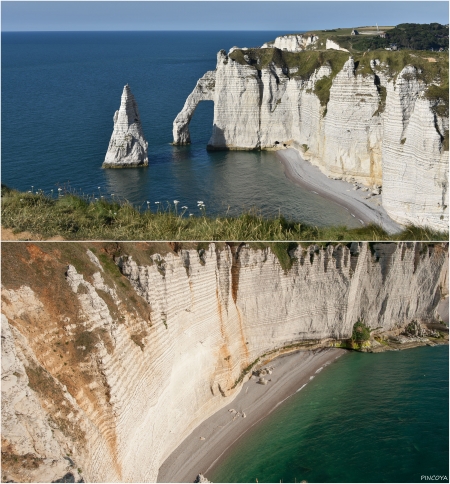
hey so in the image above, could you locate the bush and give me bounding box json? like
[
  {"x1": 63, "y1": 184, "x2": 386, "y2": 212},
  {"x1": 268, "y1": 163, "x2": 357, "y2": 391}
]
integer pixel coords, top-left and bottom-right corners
[{"x1": 352, "y1": 321, "x2": 371, "y2": 342}]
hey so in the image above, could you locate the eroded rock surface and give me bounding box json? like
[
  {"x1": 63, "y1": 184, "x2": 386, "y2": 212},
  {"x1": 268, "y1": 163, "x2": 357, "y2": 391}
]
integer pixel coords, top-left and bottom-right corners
[
  {"x1": 103, "y1": 85, "x2": 148, "y2": 168},
  {"x1": 262, "y1": 34, "x2": 319, "y2": 52},
  {"x1": 173, "y1": 47, "x2": 448, "y2": 230},
  {"x1": 1, "y1": 242, "x2": 448, "y2": 482}
]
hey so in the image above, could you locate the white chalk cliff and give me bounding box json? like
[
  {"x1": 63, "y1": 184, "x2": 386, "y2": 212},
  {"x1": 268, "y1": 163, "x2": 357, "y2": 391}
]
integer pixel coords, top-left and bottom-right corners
[
  {"x1": 173, "y1": 48, "x2": 448, "y2": 231},
  {"x1": 326, "y1": 38, "x2": 350, "y2": 52},
  {"x1": 1, "y1": 242, "x2": 448, "y2": 482},
  {"x1": 262, "y1": 34, "x2": 319, "y2": 52},
  {"x1": 103, "y1": 85, "x2": 148, "y2": 168}
]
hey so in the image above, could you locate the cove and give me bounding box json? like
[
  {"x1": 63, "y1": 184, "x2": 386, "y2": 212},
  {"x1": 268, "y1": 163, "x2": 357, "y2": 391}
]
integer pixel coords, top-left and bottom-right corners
[
  {"x1": 209, "y1": 346, "x2": 449, "y2": 483},
  {"x1": 2, "y1": 31, "x2": 360, "y2": 228}
]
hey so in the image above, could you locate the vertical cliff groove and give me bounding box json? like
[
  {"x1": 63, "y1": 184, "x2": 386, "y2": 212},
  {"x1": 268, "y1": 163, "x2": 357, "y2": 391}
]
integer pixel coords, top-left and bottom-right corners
[
  {"x1": 1, "y1": 242, "x2": 447, "y2": 483},
  {"x1": 173, "y1": 48, "x2": 448, "y2": 230}
]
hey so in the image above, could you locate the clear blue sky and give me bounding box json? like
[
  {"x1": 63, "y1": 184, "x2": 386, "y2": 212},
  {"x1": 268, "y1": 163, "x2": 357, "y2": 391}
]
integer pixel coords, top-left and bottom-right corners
[{"x1": 2, "y1": 1, "x2": 448, "y2": 32}]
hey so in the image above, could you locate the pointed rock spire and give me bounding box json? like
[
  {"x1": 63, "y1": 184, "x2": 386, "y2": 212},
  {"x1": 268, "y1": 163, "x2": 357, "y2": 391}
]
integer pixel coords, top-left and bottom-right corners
[{"x1": 103, "y1": 85, "x2": 148, "y2": 168}]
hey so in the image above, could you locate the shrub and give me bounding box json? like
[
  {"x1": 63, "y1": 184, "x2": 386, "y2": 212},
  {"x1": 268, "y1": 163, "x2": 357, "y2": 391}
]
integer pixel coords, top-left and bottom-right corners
[{"x1": 352, "y1": 321, "x2": 371, "y2": 342}]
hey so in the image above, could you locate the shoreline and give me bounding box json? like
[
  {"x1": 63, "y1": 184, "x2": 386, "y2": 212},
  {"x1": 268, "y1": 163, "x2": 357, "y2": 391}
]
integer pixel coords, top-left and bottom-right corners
[
  {"x1": 276, "y1": 148, "x2": 402, "y2": 234},
  {"x1": 157, "y1": 347, "x2": 347, "y2": 483}
]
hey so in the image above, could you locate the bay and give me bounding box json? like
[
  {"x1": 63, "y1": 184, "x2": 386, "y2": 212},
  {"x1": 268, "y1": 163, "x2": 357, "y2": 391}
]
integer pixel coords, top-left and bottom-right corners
[
  {"x1": 210, "y1": 346, "x2": 449, "y2": 483},
  {"x1": 2, "y1": 31, "x2": 360, "y2": 227}
]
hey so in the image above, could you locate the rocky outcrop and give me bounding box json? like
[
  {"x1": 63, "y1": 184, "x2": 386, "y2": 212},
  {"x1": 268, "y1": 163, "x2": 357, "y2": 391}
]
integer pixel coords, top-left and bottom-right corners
[
  {"x1": 1, "y1": 314, "x2": 82, "y2": 483},
  {"x1": 173, "y1": 48, "x2": 448, "y2": 230},
  {"x1": 172, "y1": 71, "x2": 216, "y2": 145},
  {"x1": 1, "y1": 242, "x2": 448, "y2": 482},
  {"x1": 262, "y1": 34, "x2": 318, "y2": 52},
  {"x1": 103, "y1": 85, "x2": 148, "y2": 168},
  {"x1": 381, "y1": 67, "x2": 449, "y2": 229},
  {"x1": 326, "y1": 39, "x2": 350, "y2": 52},
  {"x1": 310, "y1": 57, "x2": 382, "y2": 183}
]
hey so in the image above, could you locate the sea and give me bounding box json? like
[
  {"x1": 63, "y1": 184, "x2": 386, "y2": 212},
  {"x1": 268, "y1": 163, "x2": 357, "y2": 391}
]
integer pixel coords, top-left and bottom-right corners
[
  {"x1": 1, "y1": 31, "x2": 361, "y2": 227},
  {"x1": 210, "y1": 345, "x2": 449, "y2": 483}
]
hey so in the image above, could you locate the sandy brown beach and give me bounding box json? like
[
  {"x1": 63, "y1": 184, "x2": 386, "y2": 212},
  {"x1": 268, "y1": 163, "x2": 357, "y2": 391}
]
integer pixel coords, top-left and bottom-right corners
[
  {"x1": 276, "y1": 148, "x2": 401, "y2": 234},
  {"x1": 157, "y1": 347, "x2": 347, "y2": 483}
]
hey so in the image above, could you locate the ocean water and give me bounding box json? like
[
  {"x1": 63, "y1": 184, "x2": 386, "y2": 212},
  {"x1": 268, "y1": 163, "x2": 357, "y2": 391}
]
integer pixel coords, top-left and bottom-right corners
[
  {"x1": 210, "y1": 346, "x2": 449, "y2": 483},
  {"x1": 1, "y1": 31, "x2": 360, "y2": 227}
]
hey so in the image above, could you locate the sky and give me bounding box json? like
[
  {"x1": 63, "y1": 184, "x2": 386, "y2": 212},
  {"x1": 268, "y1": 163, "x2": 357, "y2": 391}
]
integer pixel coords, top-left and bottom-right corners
[{"x1": 1, "y1": 1, "x2": 449, "y2": 32}]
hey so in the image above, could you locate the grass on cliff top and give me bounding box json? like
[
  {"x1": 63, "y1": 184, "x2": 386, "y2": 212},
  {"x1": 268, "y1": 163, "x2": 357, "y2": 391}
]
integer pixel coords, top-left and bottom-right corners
[
  {"x1": 229, "y1": 48, "x2": 349, "y2": 80},
  {"x1": 1, "y1": 186, "x2": 447, "y2": 241},
  {"x1": 229, "y1": 47, "x2": 448, "y2": 115},
  {"x1": 229, "y1": 46, "x2": 448, "y2": 83}
]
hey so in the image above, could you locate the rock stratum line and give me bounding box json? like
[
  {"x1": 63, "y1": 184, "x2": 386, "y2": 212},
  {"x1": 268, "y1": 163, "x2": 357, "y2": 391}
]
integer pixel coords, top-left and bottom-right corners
[
  {"x1": 1, "y1": 242, "x2": 448, "y2": 482},
  {"x1": 173, "y1": 45, "x2": 448, "y2": 231}
]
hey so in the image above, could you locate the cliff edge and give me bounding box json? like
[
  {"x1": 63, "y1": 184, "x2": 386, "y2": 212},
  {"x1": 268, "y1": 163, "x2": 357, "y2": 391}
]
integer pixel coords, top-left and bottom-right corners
[
  {"x1": 173, "y1": 46, "x2": 448, "y2": 231},
  {"x1": 1, "y1": 242, "x2": 448, "y2": 482}
]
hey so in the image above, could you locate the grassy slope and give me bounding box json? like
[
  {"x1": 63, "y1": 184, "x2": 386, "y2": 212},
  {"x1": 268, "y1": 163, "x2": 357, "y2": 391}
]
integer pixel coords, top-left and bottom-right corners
[{"x1": 1, "y1": 187, "x2": 447, "y2": 241}]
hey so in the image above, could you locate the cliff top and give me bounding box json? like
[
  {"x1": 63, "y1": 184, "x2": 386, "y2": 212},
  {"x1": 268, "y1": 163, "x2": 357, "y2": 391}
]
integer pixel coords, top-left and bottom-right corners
[
  {"x1": 228, "y1": 47, "x2": 448, "y2": 116},
  {"x1": 264, "y1": 23, "x2": 448, "y2": 53}
]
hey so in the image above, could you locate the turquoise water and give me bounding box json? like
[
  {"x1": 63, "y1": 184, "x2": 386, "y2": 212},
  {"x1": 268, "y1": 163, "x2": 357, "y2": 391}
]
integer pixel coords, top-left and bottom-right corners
[
  {"x1": 1, "y1": 31, "x2": 359, "y2": 227},
  {"x1": 210, "y1": 346, "x2": 449, "y2": 483}
]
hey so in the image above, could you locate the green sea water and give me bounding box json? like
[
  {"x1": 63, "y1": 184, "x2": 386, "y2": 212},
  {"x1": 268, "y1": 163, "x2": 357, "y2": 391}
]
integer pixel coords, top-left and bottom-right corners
[{"x1": 209, "y1": 346, "x2": 449, "y2": 483}]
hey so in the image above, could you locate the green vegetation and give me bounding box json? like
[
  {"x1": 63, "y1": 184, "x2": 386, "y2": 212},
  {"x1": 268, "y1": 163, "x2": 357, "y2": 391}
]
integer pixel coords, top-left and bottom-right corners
[
  {"x1": 232, "y1": 357, "x2": 260, "y2": 388},
  {"x1": 229, "y1": 48, "x2": 349, "y2": 80},
  {"x1": 425, "y1": 82, "x2": 449, "y2": 118},
  {"x1": 2, "y1": 187, "x2": 447, "y2": 241},
  {"x1": 353, "y1": 50, "x2": 448, "y2": 83},
  {"x1": 351, "y1": 23, "x2": 449, "y2": 52},
  {"x1": 352, "y1": 321, "x2": 371, "y2": 342},
  {"x1": 25, "y1": 365, "x2": 56, "y2": 395},
  {"x1": 98, "y1": 253, "x2": 122, "y2": 278},
  {"x1": 374, "y1": 336, "x2": 389, "y2": 346},
  {"x1": 266, "y1": 242, "x2": 298, "y2": 272},
  {"x1": 229, "y1": 46, "x2": 448, "y2": 116},
  {"x1": 250, "y1": 241, "x2": 300, "y2": 271},
  {"x1": 75, "y1": 331, "x2": 97, "y2": 355},
  {"x1": 314, "y1": 75, "x2": 333, "y2": 106}
]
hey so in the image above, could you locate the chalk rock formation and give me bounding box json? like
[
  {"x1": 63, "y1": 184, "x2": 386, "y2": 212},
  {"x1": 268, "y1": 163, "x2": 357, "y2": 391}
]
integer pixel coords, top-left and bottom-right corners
[
  {"x1": 382, "y1": 66, "x2": 449, "y2": 229},
  {"x1": 313, "y1": 57, "x2": 383, "y2": 183},
  {"x1": 173, "y1": 47, "x2": 448, "y2": 230},
  {"x1": 1, "y1": 315, "x2": 82, "y2": 483},
  {"x1": 1, "y1": 242, "x2": 447, "y2": 482},
  {"x1": 326, "y1": 39, "x2": 350, "y2": 52},
  {"x1": 262, "y1": 34, "x2": 319, "y2": 52},
  {"x1": 173, "y1": 70, "x2": 216, "y2": 145},
  {"x1": 103, "y1": 84, "x2": 148, "y2": 168}
]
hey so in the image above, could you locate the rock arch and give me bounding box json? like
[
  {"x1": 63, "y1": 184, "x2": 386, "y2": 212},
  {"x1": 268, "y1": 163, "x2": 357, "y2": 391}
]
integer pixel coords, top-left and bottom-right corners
[{"x1": 172, "y1": 70, "x2": 216, "y2": 145}]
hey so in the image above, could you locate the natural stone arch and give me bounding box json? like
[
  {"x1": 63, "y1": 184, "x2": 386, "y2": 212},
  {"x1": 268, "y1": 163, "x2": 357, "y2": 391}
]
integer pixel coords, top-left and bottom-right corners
[{"x1": 172, "y1": 70, "x2": 216, "y2": 145}]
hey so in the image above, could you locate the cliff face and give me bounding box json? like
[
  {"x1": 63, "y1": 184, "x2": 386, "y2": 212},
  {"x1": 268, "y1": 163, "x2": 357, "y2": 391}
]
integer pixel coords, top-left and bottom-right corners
[
  {"x1": 103, "y1": 85, "x2": 148, "y2": 168},
  {"x1": 261, "y1": 34, "x2": 319, "y2": 52},
  {"x1": 173, "y1": 48, "x2": 448, "y2": 231},
  {"x1": 1, "y1": 242, "x2": 447, "y2": 483}
]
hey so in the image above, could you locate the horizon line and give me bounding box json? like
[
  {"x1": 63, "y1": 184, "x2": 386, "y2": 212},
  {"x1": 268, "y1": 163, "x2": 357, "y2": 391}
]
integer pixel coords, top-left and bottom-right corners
[{"x1": 2, "y1": 29, "x2": 312, "y2": 32}]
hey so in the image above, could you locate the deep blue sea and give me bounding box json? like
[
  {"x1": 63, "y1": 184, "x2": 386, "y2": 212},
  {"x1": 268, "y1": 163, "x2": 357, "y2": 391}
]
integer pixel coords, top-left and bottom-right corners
[
  {"x1": 210, "y1": 345, "x2": 449, "y2": 483},
  {"x1": 1, "y1": 31, "x2": 360, "y2": 226}
]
